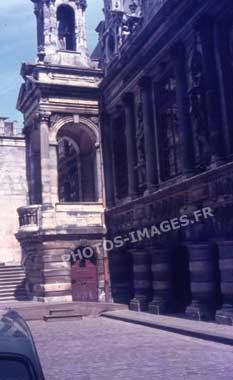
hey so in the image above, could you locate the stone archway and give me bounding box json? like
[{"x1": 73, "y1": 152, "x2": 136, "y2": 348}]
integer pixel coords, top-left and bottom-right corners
[{"x1": 49, "y1": 116, "x2": 103, "y2": 204}]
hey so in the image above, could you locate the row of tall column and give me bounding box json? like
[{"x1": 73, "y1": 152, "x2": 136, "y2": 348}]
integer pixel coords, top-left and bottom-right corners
[
  {"x1": 103, "y1": 17, "x2": 230, "y2": 206},
  {"x1": 128, "y1": 241, "x2": 233, "y2": 325}
]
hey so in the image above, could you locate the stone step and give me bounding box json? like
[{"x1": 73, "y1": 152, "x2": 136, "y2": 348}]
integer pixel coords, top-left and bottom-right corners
[
  {"x1": 0, "y1": 264, "x2": 28, "y2": 302},
  {"x1": 0, "y1": 289, "x2": 28, "y2": 296},
  {"x1": 44, "y1": 313, "x2": 83, "y2": 322},
  {"x1": 0, "y1": 270, "x2": 25, "y2": 275},
  {"x1": 49, "y1": 309, "x2": 75, "y2": 316},
  {"x1": 0, "y1": 279, "x2": 25, "y2": 284},
  {"x1": 0, "y1": 274, "x2": 26, "y2": 279},
  {"x1": 0, "y1": 285, "x2": 26, "y2": 291},
  {"x1": 0, "y1": 295, "x2": 29, "y2": 302}
]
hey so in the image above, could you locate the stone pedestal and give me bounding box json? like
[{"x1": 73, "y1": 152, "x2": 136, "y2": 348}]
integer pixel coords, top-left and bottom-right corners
[
  {"x1": 109, "y1": 250, "x2": 133, "y2": 304},
  {"x1": 129, "y1": 249, "x2": 152, "y2": 312},
  {"x1": 186, "y1": 243, "x2": 217, "y2": 321},
  {"x1": 215, "y1": 241, "x2": 233, "y2": 325},
  {"x1": 22, "y1": 240, "x2": 73, "y2": 303},
  {"x1": 16, "y1": 203, "x2": 106, "y2": 303},
  {"x1": 148, "y1": 247, "x2": 172, "y2": 314}
]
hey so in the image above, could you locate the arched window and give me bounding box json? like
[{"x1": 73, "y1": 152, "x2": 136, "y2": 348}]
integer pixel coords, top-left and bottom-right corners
[
  {"x1": 57, "y1": 123, "x2": 97, "y2": 203},
  {"x1": 57, "y1": 5, "x2": 76, "y2": 51}
]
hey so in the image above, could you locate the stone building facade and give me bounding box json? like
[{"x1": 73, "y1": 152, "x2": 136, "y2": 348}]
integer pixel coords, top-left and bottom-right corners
[
  {"x1": 0, "y1": 118, "x2": 28, "y2": 265},
  {"x1": 98, "y1": 0, "x2": 233, "y2": 324},
  {"x1": 16, "y1": 0, "x2": 109, "y2": 303}
]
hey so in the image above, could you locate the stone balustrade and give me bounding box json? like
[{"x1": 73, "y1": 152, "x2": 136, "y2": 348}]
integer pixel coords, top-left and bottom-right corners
[
  {"x1": 17, "y1": 203, "x2": 105, "y2": 234},
  {"x1": 18, "y1": 205, "x2": 41, "y2": 232}
]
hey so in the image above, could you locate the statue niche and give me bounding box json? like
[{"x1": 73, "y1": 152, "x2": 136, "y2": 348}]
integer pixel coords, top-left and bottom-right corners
[
  {"x1": 188, "y1": 34, "x2": 210, "y2": 170},
  {"x1": 57, "y1": 5, "x2": 76, "y2": 51},
  {"x1": 135, "y1": 99, "x2": 146, "y2": 192}
]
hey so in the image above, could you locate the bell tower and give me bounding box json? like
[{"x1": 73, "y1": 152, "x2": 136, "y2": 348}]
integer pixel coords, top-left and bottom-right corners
[
  {"x1": 32, "y1": 0, "x2": 89, "y2": 67},
  {"x1": 16, "y1": 1, "x2": 107, "y2": 303}
]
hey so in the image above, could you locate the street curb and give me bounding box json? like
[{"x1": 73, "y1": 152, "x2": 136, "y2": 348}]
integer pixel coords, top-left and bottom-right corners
[{"x1": 101, "y1": 313, "x2": 233, "y2": 346}]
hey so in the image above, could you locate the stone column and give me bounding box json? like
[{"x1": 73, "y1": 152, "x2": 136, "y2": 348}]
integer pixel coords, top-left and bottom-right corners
[
  {"x1": 109, "y1": 249, "x2": 133, "y2": 304},
  {"x1": 215, "y1": 22, "x2": 233, "y2": 156},
  {"x1": 38, "y1": 112, "x2": 52, "y2": 205},
  {"x1": 171, "y1": 43, "x2": 195, "y2": 175},
  {"x1": 216, "y1": 241, "x2": 233, "y2": 325},
  {"x1": 148, "y1": 247, "x2": 172, "y2": 314},
  {"x1": 186, "y1": 243, "x2": 217, "y2": 320},
  {"x1": 138, "y1": 77, "x2": 158, "y2": 192},
  {"x1": 49, "y1": 143, "x2": 59, "y2": 204},
  {"x1": 100, "y1": 112, "x2": 115, "y2": 207},
  {"x1": 196, "y1": 17, "x2": 225, "y2": 164},
  {"x1": 129, "y1": 249, "x2": 152, "y2": 311},
  {"x1": 95, "y1": 142, "x2": 103, "y2": 203},
  {"x1": 75, "y1": 0, "x2": 88, "y2": 50},
  {"x1": 122, "y1": 93, "x2": 138, "y2": 198}
]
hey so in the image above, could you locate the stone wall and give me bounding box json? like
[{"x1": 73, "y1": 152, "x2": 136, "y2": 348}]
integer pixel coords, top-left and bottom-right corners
[{"x1": 0, "y1": 119, "x2": 28, "y2": 264}]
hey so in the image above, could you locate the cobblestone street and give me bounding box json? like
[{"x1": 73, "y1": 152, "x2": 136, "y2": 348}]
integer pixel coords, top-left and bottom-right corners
[{"x1": 29, "y1": 317, "x2": 233, "y2": 380}]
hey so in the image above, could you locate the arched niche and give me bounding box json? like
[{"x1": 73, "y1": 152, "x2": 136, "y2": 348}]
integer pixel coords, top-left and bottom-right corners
[
  {"x1": 56, "y1": 120, "x2": 100, "y2": 203},
  {"x1": 57, "y1": 4, "x2": 76, "y2": 51}
]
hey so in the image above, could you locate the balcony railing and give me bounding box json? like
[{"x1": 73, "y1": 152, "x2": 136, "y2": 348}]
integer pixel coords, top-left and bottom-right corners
[
  {"x1": 17, "y1": 203, "x2": 105, "y2": 233},
  {"x1": 18, "y1": 205, "x2": 41, "y2": 230}
]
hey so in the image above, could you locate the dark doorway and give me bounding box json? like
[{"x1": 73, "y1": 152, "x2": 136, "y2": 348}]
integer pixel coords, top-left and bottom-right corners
[
  {"x1": 109, "y1": 249, "x2": 134, "y2": 304},
  {"x1": 71, "y1": 252, "x2": 98, "y2": 302},
  {"x1": 171, "y1": 245, "x2": 191, "y2": 313}
]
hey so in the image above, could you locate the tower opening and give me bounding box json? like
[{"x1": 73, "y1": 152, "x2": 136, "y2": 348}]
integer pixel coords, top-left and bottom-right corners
[
  {"x1": 57, "y1": 123, "x2": 97, "y2": 203},
  {"x1": 57, "y1": 5, "x2": 76, "y2": 51}
]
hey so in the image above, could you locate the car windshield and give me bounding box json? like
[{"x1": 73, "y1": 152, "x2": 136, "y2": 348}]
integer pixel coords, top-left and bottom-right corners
[{"x1": 0, "y1": 359, "x2": 32, "y2": 380}]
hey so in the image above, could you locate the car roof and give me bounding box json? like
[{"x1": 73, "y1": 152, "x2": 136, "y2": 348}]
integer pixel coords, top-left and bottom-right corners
[{"x1": 0, "y1": 310, "x2": 44, "y2": 380}]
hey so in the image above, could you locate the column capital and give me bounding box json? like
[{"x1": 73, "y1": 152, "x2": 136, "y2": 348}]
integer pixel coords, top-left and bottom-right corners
[
  {"x1": 36, "y1": 111, "x2": 51, "y2": 123},
  {"x1": 121, "y1": 92, "x2": 134, "y2": 106},
  {"x1": 138, "y1": 76, "x2": 152, "y2": 90}
]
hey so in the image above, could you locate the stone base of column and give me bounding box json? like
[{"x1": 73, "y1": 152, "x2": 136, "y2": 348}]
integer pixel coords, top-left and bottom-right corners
[
  {"x1": 216, "y1": 306, "x2": 233, "y2": 326},
  {"x1": 130, "y1": 296, "x2": 149, "y2": 312},
  {"x1": 209, "y1": 157, "x2": 225, "y2": 169},
  {"x1": 186, "y1": 301, "x2": 215, "y2": 321},
  {"x1": 148, "y1": 298, "x2": 171, "y2": 315},
  {"x1": 35, "y1": 295, "x2": 73, "y2": 303},
  {"x1": 144, "y1": 185, "x2": 158, "y2": 196}
]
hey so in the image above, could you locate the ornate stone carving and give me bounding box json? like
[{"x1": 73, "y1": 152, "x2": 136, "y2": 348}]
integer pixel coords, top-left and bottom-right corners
[
  {"x1": 188, "y1": 34, "x2": 210, "y2": 169},
  {"x1": 135, "y1": 99, "x2": 146, "y2": 190},
  {"x1": 75, "y1": 0, "x2": 87, "y2": 10}
]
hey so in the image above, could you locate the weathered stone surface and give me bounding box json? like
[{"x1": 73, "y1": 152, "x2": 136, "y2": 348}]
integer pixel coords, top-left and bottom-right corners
[{"x1": 0, "y1": 120, "x2": 28, "y2": 264}]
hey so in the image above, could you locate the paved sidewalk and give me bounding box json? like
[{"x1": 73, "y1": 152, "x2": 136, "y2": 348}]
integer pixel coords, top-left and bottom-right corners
[
  {"x1": 29, "y1": 317, "x2": 233, "y2": 380},
  {"x1": 102, "y1": 310, "x2": 233, "y2": 346}
]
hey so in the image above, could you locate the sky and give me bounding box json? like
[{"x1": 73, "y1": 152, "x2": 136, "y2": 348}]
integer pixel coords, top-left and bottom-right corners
[{"x1": 0, "y1": 0, "x2": 103, "y2": 126}]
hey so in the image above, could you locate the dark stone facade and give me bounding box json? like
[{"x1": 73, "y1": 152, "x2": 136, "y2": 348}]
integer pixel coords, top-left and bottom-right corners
[{"x1": 98, "y1": 0, "x2": 233, "y2": 324}]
